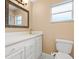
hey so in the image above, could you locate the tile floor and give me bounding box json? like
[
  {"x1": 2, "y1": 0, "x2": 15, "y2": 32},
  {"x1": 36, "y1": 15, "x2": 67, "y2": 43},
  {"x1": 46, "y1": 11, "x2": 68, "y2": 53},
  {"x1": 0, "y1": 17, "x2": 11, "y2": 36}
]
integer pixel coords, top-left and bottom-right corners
[{"x1": 41, "y1": 53, "x2": 54, "y2": 59}]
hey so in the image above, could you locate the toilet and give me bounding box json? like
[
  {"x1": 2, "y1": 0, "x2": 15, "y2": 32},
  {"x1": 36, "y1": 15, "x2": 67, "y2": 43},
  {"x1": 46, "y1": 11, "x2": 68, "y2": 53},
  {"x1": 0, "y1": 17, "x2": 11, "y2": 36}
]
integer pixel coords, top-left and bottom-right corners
[{"x1": 52, "y1": 39, "x2": 73, "y2": 59}]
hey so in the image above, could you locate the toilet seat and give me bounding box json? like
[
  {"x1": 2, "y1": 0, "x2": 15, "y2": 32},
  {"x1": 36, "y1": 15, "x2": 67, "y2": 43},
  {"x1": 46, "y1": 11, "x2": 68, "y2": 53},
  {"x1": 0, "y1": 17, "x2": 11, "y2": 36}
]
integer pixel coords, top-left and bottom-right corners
[{"x1": 55, "y1": 52, "x2": 73, "y2": 59}]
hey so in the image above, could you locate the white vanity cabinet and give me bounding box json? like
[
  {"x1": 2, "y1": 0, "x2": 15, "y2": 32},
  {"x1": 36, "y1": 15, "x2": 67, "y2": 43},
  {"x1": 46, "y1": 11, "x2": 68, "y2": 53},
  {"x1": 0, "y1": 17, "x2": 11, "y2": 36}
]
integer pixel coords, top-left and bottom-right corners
[{"x1": 5, "y1": 32, "x2": 43, "y2": 59}]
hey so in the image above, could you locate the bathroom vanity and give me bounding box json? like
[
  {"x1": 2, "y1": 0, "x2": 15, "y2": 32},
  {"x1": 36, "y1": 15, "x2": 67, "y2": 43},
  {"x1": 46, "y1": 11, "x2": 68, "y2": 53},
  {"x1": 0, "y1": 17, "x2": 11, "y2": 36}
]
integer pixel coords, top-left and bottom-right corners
[{"x1": 5, "y1": 31, "x2": 43, "y2": 59}]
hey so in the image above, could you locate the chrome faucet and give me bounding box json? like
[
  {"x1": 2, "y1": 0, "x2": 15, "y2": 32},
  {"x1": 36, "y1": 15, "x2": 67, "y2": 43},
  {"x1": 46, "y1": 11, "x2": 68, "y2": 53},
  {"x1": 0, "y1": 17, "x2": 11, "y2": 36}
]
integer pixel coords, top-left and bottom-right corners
[{"x1": 29, "y1": 28, "x2": 32, "y2": 34}]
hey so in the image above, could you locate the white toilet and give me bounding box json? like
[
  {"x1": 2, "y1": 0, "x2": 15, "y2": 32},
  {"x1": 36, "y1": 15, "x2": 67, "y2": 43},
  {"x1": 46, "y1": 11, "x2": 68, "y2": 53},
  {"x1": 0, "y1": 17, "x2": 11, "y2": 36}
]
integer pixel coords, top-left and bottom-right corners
[{"x1": 52, "y1": 39, "x2": 73, "y2": 59}]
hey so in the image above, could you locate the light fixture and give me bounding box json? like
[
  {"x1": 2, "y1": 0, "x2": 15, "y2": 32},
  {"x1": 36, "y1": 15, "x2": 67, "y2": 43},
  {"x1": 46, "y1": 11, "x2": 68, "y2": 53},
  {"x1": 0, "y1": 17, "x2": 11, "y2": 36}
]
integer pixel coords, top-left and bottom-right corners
[
  {"x1": 22, "y1": 0, "x2": 28, "y2": 5},
  {"x1": 30, "y1": 0, "x2": 36, "y2": 3},
  {"x1": 15, "y1": 0, "x2": 28, "y2": 5}
]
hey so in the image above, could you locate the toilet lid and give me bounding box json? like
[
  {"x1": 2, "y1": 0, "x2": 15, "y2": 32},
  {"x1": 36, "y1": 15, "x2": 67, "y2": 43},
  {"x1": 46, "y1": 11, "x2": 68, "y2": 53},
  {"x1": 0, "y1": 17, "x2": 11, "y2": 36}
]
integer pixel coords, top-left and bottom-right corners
[{"x1": 55, "y1": 52, "x2": 73, "y2": 59}]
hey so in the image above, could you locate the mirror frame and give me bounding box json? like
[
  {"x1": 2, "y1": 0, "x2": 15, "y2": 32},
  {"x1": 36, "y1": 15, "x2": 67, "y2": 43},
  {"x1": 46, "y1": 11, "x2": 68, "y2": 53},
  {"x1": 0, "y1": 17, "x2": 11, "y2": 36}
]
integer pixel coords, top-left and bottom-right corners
[{"x1": 5, "y1": 0, "x2": 29, "y2": 28}]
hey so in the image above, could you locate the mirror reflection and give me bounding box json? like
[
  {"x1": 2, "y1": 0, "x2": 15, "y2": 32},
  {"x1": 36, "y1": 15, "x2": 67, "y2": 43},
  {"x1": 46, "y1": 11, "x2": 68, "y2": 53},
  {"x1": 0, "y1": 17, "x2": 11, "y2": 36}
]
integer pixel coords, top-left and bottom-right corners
[
  {"x1": 8, "y1": 3, "x2": 29, "y2": 27},
  {"x1": 8, "y1": 4, "x2": 28, "y2": 26}
]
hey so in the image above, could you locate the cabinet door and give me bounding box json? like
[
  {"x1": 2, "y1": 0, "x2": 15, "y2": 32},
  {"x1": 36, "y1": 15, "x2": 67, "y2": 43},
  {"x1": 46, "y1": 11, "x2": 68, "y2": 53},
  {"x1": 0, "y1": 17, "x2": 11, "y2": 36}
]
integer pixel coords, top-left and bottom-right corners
[
  {"x1": 35, "y1": 36, "x2": 42, "y2": 59},
  {"x1": 24, "y1": 39, "x2": 35, "y2": 59},
  {"x1": 6, "y1": 48, "x2": 24, "y2": 59}
]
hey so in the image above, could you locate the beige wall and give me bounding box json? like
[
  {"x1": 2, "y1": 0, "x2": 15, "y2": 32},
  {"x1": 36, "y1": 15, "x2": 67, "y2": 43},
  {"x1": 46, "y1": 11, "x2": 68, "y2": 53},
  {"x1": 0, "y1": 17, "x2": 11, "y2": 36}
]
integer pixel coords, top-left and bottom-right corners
[
  {"x1": 31, "y1": 0, "x2": 74, "y2": 57},
  {"x1": 5, "y1": 0, "x2": 32, "y2": 32}
]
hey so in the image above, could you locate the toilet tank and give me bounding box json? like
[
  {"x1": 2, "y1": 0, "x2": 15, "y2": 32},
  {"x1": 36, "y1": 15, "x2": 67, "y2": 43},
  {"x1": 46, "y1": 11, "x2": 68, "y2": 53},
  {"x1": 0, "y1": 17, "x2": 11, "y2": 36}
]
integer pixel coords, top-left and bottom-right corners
[{"x1": 56, "y1": 39, "x2": 73, "y2": 54}]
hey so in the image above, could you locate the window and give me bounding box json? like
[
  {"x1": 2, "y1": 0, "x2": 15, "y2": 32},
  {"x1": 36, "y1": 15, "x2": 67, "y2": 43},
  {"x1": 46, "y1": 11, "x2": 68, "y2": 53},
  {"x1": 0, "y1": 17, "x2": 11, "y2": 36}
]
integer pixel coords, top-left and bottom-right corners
[
  {"x1": 51, "y1": 1, "x2": 73, "y2": 22},
  {"x1": 9, "y1": 15, "x2": 14, "y2": 25},
  {"x1": 15, "y1": 16, "x2": 22, "y2": 25}
]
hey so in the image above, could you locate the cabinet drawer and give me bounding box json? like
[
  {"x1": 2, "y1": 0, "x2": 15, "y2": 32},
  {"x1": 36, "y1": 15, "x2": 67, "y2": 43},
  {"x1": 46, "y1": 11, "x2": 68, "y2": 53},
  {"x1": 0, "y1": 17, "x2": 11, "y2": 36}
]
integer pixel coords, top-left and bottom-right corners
[
  {"x1": 6, "y1": 48, "x2": 24, "y2": 59},
  {"x1": 5, "y1": 42, "x2": 25, "y2": 56}
]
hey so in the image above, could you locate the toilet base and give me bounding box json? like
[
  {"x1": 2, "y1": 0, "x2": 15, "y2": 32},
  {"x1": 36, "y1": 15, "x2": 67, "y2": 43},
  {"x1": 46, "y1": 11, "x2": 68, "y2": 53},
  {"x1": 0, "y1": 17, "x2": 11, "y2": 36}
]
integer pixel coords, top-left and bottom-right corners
[{"x1": 51, "y1": 52, "x2": 73, "y2": 59}]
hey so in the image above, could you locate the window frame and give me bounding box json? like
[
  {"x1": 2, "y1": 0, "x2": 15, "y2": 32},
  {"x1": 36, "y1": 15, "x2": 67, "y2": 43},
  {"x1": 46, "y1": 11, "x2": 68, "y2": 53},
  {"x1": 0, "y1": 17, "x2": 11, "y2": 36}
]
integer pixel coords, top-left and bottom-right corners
[{"x1": 51, "y1": 1, "x2": 73, "y2": 23}]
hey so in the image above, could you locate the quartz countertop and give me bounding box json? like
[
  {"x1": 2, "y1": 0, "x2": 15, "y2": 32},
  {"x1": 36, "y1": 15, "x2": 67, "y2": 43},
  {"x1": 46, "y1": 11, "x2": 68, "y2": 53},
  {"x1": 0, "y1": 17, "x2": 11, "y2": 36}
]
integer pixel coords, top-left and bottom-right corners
[{"x1": 5, "y1": 31, "x2": 43, "y2": 47}]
